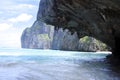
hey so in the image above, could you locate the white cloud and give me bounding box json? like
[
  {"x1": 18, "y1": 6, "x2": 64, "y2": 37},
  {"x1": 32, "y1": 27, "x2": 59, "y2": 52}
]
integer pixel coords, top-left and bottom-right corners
[
  {"x1": 0, "y1": 32, "x2": 21, "y2": 48},
  {"x1": 5, "y1": 4, "x2": 36, "y2": 11},
  {"x1": 0, "y1": 0, "x2": 39, "y2": 48},
  {"x1": 17, "y1": 4, "x2": 35, "y2": 9},
  {"x1": 8, "y1": 13, "x2": 33, "y2": 23},
  {"x1": 0, "y1": 23, "x2": 11, "y2": 31},
  {"x1": 0, "y1": 11, "x2": 3, "y2": 14}
]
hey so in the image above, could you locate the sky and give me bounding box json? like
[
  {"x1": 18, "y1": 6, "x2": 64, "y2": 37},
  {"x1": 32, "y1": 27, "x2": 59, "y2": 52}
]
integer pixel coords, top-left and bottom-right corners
[{"x1": 0, "y1": 0, "x2": 40, "y2": 48}]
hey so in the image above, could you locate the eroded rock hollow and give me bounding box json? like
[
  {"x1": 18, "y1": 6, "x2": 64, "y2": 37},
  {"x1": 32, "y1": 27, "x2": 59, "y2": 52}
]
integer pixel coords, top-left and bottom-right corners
[{"x1": 37, "y1": 0, "x2": 120, "y2": 57}]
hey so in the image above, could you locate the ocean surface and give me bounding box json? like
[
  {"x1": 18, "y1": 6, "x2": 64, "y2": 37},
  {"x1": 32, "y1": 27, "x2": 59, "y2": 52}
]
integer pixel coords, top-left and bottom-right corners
[{"x1": 0, "y1": 48, "x2": 120, "y2": 80}]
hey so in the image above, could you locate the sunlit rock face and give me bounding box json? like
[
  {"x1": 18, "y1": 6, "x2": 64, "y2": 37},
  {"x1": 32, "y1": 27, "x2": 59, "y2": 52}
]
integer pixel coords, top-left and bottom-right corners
[
  {"x1": 52, "y1": 28, "x2": 108, "y2": 51},
  {"x1": 21, "y1": 20, "x2": 108, "y2": 51},
  {"x1": 52, "y1": 28, "x2": 79, "y2": 51},
  {"x1": 21, "y1": 21, "x2": 54, "y2": 49},
  {"x1": 37, "y1": 0, "x2": 120, "y2": 55}
]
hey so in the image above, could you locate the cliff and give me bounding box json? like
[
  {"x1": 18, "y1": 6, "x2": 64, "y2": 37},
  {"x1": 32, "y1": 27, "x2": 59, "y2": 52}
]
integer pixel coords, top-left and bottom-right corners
[
  {"x1": 21, "y1": 21, "x2": 108, "y2": 51},
  {"x1": 21, "y1": 0, "x2": 112, "y2": 51},
  {"x1": 37, "y1": 0, "x2": 120, "y2": 58},
  {"x1": 21, "y1": 21, "x2": 54, "y2": 49}
]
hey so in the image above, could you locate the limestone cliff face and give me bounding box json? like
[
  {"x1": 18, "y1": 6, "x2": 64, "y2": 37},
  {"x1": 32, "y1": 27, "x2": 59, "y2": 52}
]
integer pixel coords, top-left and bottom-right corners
[
  {"x1": 37, "y1": 0, "x2": 120, "y2": 56},
  {"x1": 21, "y1": 21, "x2": 54, "y2": 49},
  {"x1": 52, "y1": 28, "x2": 79, "y2": 50},
  {"x1": 52, "y1": 28, "x2": 108, "y2": 51},
  {"x1": 21, "y1": 0, "x2": 111, "y2": 51},
  {"x1": 21, "y1": 21, "x2": 108, "y2": 51}
]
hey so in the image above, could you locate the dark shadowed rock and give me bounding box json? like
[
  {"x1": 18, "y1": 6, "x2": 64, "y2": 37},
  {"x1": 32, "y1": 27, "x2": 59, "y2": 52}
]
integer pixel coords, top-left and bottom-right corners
[
  {"x1": 21, "y1": 0, "x2": 111, "y2": 51},
  {"x1": 37, "y1": 0, "x2": 120, "y2": 57}
]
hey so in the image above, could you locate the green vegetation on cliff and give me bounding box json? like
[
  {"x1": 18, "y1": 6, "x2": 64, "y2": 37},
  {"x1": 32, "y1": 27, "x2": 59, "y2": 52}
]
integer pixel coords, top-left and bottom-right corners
[
  {"x1": 37, "y1": 34, "x2": 50, "y2": 41},
  {"x1": 80, "y1": 36, "x2": 109, "y2": 51}
]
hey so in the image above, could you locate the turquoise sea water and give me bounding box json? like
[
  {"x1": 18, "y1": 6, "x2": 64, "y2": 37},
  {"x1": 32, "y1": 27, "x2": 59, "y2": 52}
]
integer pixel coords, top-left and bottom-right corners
[{"x1": 0, "y1": 48, "x2": 119, "y2": 80}]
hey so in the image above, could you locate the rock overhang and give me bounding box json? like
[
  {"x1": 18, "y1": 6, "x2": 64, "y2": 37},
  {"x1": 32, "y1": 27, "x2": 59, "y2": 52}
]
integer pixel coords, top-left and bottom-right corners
[{"x1": 37, "y1": 0, "x2": 120, "y2": 55}]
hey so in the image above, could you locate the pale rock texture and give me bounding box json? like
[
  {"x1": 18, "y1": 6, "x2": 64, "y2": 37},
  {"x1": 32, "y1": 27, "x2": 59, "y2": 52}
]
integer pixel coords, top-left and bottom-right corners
[
  {"x1": 52, "y1": 28, "x2": 79, "y2": 50},
  {"x1": 21, "y1": 21, "x2": 54, "y2": 49},
  {"x1": 21, "y1": 21, "x2": 108, "y2": 51}
]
